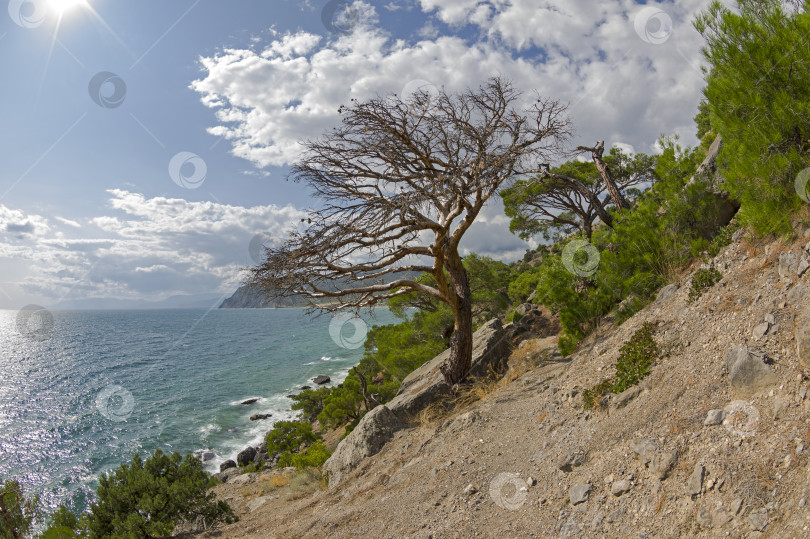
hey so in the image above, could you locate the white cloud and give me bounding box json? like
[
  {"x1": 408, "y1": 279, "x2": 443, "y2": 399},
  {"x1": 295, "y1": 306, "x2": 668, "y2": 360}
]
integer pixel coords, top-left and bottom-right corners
[
  {"x1": 55, "y1": 217, "x2": 82, "y2": 228},
  {"x1": 0, "y1": 193, "x2": 307, "y2": 307},
  {"x1": 0, "y1": 206, "x2": 50, "y2": 238},
  {"x1": 192, "y1": 0, "x2": 706, "y2": 174}
]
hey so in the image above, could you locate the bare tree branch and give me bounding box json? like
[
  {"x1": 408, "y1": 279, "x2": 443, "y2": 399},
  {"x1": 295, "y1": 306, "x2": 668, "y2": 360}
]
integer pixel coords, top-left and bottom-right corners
[{"x1": 250, "y1": 77, "x2": 572, "y2": 386}]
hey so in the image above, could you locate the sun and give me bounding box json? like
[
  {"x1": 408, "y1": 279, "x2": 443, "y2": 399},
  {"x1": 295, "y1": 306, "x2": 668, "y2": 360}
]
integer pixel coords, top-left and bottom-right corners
[{"x1": 47, "y1": 0, "x2": 88, "y2": 14}]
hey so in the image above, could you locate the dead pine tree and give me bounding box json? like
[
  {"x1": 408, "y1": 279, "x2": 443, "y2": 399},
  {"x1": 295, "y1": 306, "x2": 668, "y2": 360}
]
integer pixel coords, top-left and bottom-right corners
[
  {"x1": 250, "y1": 77, "x2": 572, "y2": 387},
  {"x1": 576, "y1": 140, "x2": 630, "y2": 212}
]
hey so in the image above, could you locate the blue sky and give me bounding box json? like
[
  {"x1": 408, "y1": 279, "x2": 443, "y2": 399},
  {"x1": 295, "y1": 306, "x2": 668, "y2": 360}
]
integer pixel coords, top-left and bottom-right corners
[{"x1": 0, "y1": 0, "x2": 710, "y2": 309}]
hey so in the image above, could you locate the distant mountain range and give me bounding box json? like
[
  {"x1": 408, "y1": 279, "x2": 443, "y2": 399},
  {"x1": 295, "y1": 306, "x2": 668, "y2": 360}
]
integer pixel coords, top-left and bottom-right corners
[
  {"x1": 219, "y1": 271, "x2": 420, "y2": 309},
  {"x1": 219, "y1": 284, "x2": 304, "y2": 309}
]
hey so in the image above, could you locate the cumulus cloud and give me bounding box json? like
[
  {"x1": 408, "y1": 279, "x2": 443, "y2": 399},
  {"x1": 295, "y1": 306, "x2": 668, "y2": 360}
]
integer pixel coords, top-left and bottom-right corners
[
  {"x1": 0, "y1": 193, "x2": 306, "y2": 307},
  {"x1": 192, "y1": 0, "x2": 706, "y2": 171}
]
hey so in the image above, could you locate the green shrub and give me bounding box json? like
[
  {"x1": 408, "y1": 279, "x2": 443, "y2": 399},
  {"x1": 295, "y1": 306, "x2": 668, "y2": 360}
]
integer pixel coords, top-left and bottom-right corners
[
  {"x1": 583, "y1": 322, "x2": 658, "y2": 410},
  {"x1": 688, "y1": 268, "x2": 723, "y2": 302},
  {"x1": 695, "y1": 0, "x2": 810, "y2": 235},
  {"x1": 85, "y1": 449, "x2": 235, "y2": 538},
  {"x1": 705, "y1": 221, "x2": 739, "y2": 259},
  {"x1": 278, "y1": 442, "x2": 332, "y2": 470},
  {"x1": 265, "y1": 421, "x2": 319, "y2": 455},
  {"x1": 41, "y1": 505, "x2": 83, "y2": 538},
  {"x1": 0, "y1": 478, "x2": 40, "y2": 538},
  {"x1": 612, "y1": 322, "x2": 658, "y2": 393},
  {"x1": 239, "y1": 463, "x2": 264, "y2": 474},
  {"x1": 290, "y1": 387, "x2": 333, "y2": 423}
]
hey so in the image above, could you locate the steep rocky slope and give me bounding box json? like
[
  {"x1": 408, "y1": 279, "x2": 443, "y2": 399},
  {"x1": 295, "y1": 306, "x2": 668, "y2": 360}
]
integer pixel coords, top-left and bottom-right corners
[{"x1": 193, "y1": 227, "x2": 810, "y2": 538}]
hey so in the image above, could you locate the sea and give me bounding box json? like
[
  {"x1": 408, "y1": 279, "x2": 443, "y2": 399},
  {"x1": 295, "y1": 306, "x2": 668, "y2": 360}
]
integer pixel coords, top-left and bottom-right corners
[{"x1": 0, "y1": 306, "x2": 400, "y2": 516}]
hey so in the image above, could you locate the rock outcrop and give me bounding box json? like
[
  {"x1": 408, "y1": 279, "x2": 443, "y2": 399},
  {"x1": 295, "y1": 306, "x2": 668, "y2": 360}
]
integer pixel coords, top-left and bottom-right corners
[{"x1": 324, "y1": 318, "x2": 509, "y2": 486}]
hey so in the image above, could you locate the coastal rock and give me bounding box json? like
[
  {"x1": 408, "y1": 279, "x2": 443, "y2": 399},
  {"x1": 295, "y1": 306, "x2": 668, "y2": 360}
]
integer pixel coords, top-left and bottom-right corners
[
  {"x1": 324, "y1": 404, "x2": 404, "y2": 487},
  {"x1": 229, "y1": 473, "x2": 255, "y2": 485},
  {"x1": 250, "y1": 413, "x2": 272, "y2": 421},
  {"x1": 237, "y1": 446, "x2": 257, "y2": 466},
  {"x1": 214, "y1": 467, "x2": 239, "y2": 484},
  {"x1": 313, "y1": 375, "x2": 331, "y2": 385},
  {"x1": 252, "y1": 449, "x2": 267, "y2": 466},
  {"x1": 300, "y1": 386, "x2": 311, "y2": 390},
  {"x1": 798, "y1": 256, "x2": 810, "y2": 278},
  {"x1": 219, "y1": 459, "x2": 237, "y2": 472},
  {"x1": 504, "y1": 307, "x2": 561, "y2": 346},
  {"x1": 241, "y1": 398, "x2": 260, "y2": 405},
  {"x1": 325, "y1": 319, "x2": 508, "y2": 486}
]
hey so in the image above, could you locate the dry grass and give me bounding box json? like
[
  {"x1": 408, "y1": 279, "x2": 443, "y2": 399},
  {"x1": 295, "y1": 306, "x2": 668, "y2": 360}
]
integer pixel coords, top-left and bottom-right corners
[
  {"x1": 454, "y1": 371, "x2": 503, "y2": 409},
  {"x1": 759, "y1": 239, "x2": 790, "y2": 269},
  {"x1": 410, "y1": 399, "x2": 453, "y2": 432},
  {"x1": 655, "y1": 494, "x2": 666, "y2": 514},
  {"x1": 267, "y1": 474, "x2": 291, "y2": 488},
  {"x1": 280, "y1": 469, "x2": 325, "y2": 501}
]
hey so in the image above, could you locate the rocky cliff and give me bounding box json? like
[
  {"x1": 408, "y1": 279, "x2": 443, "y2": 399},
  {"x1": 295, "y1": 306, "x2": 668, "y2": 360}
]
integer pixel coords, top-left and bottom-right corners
[{"x1": 218, "y1": 284, "x2": 303, "y2": 309}]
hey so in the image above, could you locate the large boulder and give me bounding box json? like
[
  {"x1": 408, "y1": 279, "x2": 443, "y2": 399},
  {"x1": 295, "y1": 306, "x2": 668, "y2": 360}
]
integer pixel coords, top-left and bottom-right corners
[
  {"x1": 386, "y1": 318, "x2": 509, "y2": 419},
  {"x1": 324, "y1": 319, "x2": 509, "y2": 487},
  {"x1": 504, "y1": 306, "x2": 561, "y2": 347},
  {"x1": 726, "y1": 345, "x2": 777, "y2": 397},
  {"x1": 323, "y1": 405, "x2": 404, "y2": 486},
  {"x1": 237, "y1": 446, "x2": 257, "y2": 467},
  {"x1": 219, "y1": 459, "x2": 237, "y2": 472}
]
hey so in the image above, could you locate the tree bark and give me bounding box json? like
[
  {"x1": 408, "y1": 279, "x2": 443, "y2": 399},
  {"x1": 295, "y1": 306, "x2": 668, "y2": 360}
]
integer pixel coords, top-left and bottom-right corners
[
  {"x1": 578, "y1": 141, "x2": 630, "y2": 212},
  {"x1": 440, "y1": 255, "x2": 474, "y2": 388},
  {"x1": 583, "y1": 219, "x2": 593, "y2": 241}
]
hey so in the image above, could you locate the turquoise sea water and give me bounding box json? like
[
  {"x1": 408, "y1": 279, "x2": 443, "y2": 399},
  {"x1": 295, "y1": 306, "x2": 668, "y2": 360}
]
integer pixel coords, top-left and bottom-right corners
[{"x1": 0, "y1": 307, "x2": 398, "y2": 516}]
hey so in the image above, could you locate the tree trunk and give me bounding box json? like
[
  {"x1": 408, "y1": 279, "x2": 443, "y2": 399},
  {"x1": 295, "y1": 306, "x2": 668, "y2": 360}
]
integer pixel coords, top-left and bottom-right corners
[
  {"x1": 580, "y1": 141, "x2": 630, "y2": 212},
  {"x1": 583, "y1": 219, "x2": 593, "y2": 241},
  {"x1": 440, "y1": 257, "x2": 474, "y2": 388}
]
